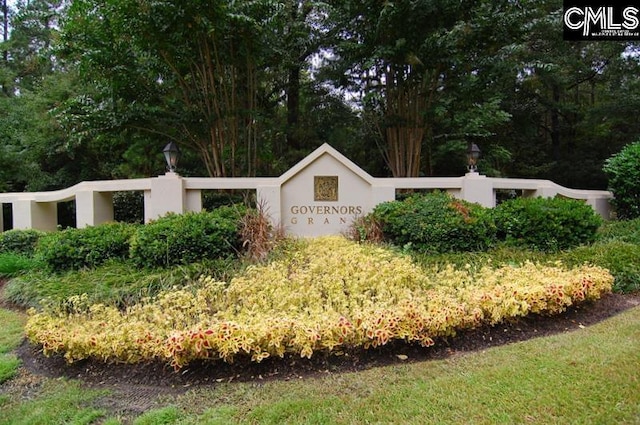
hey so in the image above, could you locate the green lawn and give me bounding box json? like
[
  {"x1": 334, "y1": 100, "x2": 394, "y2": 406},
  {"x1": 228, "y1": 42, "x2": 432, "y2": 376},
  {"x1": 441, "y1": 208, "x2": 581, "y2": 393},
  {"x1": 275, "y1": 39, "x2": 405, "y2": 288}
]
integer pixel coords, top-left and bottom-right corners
[
  {"x1": 0, "y1": 308, "x2": 25, "y2": 384},
  {"x1": 1, "y1": 304, "x2": 638, "y2": 424}
]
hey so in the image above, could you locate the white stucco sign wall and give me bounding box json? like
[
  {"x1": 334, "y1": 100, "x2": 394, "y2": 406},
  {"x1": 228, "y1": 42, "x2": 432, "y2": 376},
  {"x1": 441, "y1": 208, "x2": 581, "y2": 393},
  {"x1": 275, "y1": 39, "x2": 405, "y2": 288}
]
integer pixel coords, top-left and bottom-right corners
[
  {"x1": 273, "y1": 144, "x2": 386, "y2": 237},
  {"x1": 280, "y1": 155, "x2": 369, "y2": 236}
]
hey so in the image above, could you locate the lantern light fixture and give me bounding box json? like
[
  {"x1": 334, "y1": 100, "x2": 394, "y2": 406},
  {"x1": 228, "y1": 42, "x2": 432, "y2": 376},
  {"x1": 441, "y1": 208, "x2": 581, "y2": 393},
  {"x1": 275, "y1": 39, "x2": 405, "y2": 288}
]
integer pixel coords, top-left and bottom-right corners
[
  {"x1": 467, "y1": 143, "x2": 481, "y2": 173},
  {"x1": 163, "y1": 142, "x2": 181, "y2": 173}
]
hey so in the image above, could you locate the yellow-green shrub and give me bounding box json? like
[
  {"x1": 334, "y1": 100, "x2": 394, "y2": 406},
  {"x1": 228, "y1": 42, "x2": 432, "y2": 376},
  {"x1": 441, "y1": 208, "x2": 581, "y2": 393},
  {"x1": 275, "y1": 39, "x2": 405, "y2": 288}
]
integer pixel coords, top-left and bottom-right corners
[{"x1": 26, "y1": 236, "x2": 613, "y2": 369}]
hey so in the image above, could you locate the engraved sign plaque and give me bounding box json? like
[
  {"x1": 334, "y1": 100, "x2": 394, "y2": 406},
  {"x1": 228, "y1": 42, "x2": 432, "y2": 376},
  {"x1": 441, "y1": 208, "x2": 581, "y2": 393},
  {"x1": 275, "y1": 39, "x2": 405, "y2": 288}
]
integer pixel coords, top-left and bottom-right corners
[{"x1": 314, "y1": 176, "x2": 338, "y2": 201}]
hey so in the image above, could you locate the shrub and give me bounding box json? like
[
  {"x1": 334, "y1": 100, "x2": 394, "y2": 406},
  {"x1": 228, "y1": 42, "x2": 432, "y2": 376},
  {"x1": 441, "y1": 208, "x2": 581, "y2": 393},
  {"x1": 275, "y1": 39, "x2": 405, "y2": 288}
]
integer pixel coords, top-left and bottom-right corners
[
  {"x1": 372, "y1": 192, "x2": 496, "y2": 253},
  {"x1": 35, "y1": 223, "x2": 136, "y2": 272},
  {"x1": 0, "y1": 229, "x2": 46, "y2": 256},
  {"x1": 493, "y1": 196, "x2": 603, "y2": 252},
  {"x1": 239, "y1": 202, "x2": 286, "y2": 262},
  {"x1": 345, "y1": 214, "x2": 384, "y2": 244},
  {"x1": 560, "y1": 241, "x2": 640, "y2": 293},
  {"x1": 603, "y1": 141, "x2": 640, "y2": 219},
  {"x1": 129, "y1": 206, "x2": 245, "y2": 268},
  {"x1": 596, "y1": 218, "x2": 640, "y2": 245}
]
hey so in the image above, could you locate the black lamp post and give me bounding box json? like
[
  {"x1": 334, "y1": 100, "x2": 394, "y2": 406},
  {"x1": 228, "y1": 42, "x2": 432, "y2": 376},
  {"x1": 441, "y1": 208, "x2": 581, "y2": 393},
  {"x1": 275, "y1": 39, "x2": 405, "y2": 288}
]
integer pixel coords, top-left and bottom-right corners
[
  {"x1": 467, "y1": 143, "x2": 481, "y2": 173},
  {"x1": 163, "y1": 142, "x2": 181, "y2": 173}
]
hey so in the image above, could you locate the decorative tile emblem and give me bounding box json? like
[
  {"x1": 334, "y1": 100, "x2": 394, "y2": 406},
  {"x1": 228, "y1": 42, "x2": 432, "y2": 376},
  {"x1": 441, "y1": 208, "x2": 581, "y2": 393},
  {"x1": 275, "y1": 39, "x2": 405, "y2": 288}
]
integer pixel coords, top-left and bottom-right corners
[{"x1": 314, "y1": 176, "x2": 339, "y2": 201}]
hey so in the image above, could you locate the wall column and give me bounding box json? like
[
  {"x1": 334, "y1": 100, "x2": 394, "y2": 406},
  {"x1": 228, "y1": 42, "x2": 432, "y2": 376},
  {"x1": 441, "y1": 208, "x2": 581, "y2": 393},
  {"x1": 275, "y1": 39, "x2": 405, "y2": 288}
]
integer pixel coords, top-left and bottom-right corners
[
  {"x1": 256, "y1": 185, "x2": 281, "y2": 228},
  {"x1": 145, "y1": 173, "x2": 186, "y2": 222},
  {"x1": 587, "y1": 197, "x2": 612, "y2": 220},
  {"x1": 461, "y1": 173, "x2": 495, "y2": 207},
  {"x1": 185, "y1": 190, "x2": 202, "y2": 213},
  {"x1": 13, "y1": 200, "x2": 57, "y2": 231},
  {"x1": 76, "y1": 191, "x2": 114, "y2": 228}
]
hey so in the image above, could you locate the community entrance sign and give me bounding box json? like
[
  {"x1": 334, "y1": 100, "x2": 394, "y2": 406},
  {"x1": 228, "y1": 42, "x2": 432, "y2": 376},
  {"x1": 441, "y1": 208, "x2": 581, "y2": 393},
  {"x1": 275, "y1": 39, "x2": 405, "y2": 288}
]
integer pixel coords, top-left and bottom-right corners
[
  {"x1": 272, "y1": 144, "x2": 392, "y2": 236},
  {"x1": 0, "y1": 144, "x2": 613, "y2": 235}
]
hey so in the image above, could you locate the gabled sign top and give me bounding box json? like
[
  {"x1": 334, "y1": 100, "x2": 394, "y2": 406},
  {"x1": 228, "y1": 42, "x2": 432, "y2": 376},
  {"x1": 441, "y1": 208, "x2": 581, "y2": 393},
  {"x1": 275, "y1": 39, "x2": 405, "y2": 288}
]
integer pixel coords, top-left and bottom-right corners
[{"x1": 278, "y1": 143, "x2": 376, "y2": 185}]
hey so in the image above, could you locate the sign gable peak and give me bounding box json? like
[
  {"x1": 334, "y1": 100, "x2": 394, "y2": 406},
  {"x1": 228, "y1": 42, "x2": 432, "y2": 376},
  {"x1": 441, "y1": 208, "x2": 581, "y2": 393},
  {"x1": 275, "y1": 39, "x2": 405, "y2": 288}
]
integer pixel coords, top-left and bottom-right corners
[{"x1": 278, "y1": 143, "x2": 375, "y2": 185}]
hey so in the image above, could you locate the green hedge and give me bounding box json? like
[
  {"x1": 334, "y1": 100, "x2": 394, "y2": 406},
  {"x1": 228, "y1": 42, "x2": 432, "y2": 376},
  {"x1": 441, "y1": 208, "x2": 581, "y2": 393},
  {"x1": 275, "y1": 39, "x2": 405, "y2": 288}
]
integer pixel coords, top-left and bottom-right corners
[
  {"x1": 493, "y1": 196, "x2": 603, "y2": 252},
  {"x1": 129, "y1": 206, "x2": 245, "y2": 268},
  {"x1": 0, "y1": 229, "x2": 46, "y2": 256},
  {"x1": 596, "y1": 217, "x2": 640, "y2": 245},
  {"x1": 560, "y1": 241, "x2": 640, "y2": 294},
  {"x1": 372, "y1": 192, "x2": 496, "y2": 254},
  {"x1": 35, "y1": 223, "x2": 137, "y2": 272},
  {"x1": 603, "y1": 141, "x2": 640, "y2": 219}
]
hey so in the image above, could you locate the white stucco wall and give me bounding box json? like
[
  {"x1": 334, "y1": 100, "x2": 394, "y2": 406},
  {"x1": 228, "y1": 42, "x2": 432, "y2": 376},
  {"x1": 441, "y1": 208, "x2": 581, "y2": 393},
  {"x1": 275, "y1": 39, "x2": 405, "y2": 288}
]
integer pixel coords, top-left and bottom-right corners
[
  {"x1": 0, "y1": 144, "x2": 614, "y2": 233},
  {"x1": 281, "y1": 153, "x2": 374, "y2": 236}
]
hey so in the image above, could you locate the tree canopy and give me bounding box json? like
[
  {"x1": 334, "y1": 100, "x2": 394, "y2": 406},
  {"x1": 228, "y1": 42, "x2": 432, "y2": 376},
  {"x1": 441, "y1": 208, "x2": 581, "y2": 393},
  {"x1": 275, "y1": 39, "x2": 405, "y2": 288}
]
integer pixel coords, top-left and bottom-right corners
[{"x1": 1, "y1": 0, "x2": 639, "y2": 190}]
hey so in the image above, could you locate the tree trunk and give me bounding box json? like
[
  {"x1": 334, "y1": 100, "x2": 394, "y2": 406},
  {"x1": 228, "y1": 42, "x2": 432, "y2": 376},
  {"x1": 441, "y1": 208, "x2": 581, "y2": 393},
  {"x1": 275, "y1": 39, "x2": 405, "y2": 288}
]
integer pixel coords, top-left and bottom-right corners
[
  {"x1": 1, "y1": 0, "x2": 8, "y2": 96},
  {"x1": 286, "y1": 65, "x2": 301, "y2": 151},
  {"x1": 551, "y1": 85, "x2": 561, "y2": 161},
  {"x1": 382, "y1": 74, "x2": 426, "y2": 178},
  {"x1": 1, "y1": 0, "x2": 6, "y2": 50}
]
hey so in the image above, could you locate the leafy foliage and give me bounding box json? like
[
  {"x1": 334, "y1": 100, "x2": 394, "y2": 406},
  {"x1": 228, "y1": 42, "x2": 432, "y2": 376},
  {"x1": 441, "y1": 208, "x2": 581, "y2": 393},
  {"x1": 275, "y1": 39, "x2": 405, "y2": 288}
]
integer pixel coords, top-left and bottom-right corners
[
  {"x1": 414, "y1": 240, "x2": 639, "y2": 295},
  {"x1": 113, "y1": 191, "x2": 144, "y2": 224},
  {"x1": 595, "y1": 217, "x2": 640, "y2": 245},
  {"x1": 0, "y1": 229, "x2": 45, "y2": 256},
  {"x1": 35, "y1": 223, "x2": 136, "y2": 272},
  {"x1": 1, "y1": 0, "x2": 640, "y2": 191},
  {"x1": 603, "y1": 141, "x2": 640, "y2": 219},
  {"x1": 413, "y1": 217, "x2": 640, "y2": 294},
  {"x1": 129, "y1": 207, "x2": 245, "y2": 269},
  {"x1": 493, "y1": 197, "x2": 603, "y2": 252},
  {"x1": 25, "y1": 236, "x2": 612, "y2": 368},
  {"x1": 0, "y1": 252, "x2": 41, "y2": 278},
  {"x1": 560, "y1": 241, "x2": 640, "y2": 294},
  {"x1": 3, "y1": 259, "x2": 241, "y2": 310},
  {"x1": 373, "y1": 192, "x2": 496, "y2": 253}
]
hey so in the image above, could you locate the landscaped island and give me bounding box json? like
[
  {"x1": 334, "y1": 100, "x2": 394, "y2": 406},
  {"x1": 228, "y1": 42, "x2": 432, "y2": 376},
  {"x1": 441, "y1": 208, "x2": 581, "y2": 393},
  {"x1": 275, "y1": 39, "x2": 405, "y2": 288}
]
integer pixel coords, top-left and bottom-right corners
[{"x1": 25, "y1": 236, "x2": 613, "y2": 369}]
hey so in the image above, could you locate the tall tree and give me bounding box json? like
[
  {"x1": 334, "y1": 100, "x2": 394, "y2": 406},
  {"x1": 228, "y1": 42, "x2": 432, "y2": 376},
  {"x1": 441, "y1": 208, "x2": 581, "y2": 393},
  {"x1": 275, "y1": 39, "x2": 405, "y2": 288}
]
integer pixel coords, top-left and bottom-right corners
[
  {"x1": 1, "y1": 0, "x2": 8, "y2": 59},
  {"x1": 497, "y1": 0, "x2": 640, "y2": 188},
  {"x1": 61, "y1": 0, "x2": 286, "y2": 177},
  {"x1": 324, "y1": 0, "x2": 515, "y2": 177},
  {"x1": 8, "y1": 0, "x2": 67, "y2": 91},
  {"x1": 0, "y1": 0, "x2": 73, "y2": 191},
  {"x1": 275, "y1": 1, "x2": 337, "y2": 156},
  {"x1": 0, "y1": 0, "x2": 11, "y2": 96}
]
